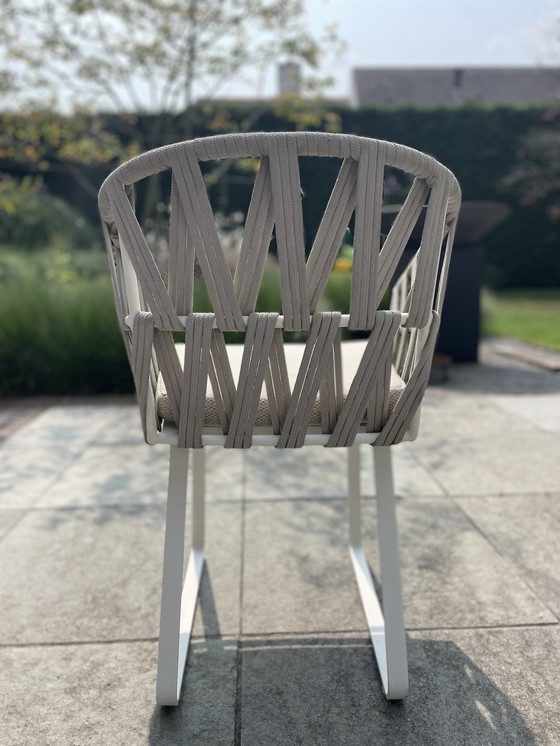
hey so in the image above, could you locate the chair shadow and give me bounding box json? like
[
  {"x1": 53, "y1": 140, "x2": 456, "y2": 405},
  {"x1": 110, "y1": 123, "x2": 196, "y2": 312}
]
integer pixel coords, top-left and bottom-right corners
[
  {"x1": 148, "y1": 635, "x2": 539, "y2": 745},
  {"x1": 148, "y1": 571, "x2": 539, "y2": 745}
]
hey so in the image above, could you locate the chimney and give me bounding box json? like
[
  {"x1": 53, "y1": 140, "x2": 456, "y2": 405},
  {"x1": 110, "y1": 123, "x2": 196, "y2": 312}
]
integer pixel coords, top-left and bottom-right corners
[{"x1": 278, "y1": 63, "x2": 301, "y2": 96}]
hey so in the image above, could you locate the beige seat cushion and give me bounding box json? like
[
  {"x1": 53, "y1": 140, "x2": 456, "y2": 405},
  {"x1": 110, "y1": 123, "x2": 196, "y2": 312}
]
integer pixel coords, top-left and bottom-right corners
[{"x1": 156, "y1": 340, "x2": 405, "y2": 427}]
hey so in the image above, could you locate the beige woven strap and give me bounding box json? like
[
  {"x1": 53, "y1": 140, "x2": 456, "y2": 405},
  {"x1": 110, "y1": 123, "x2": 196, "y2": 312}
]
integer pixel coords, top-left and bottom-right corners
[
  {"x1": 319, "y1": 334, "x2": 343, "y2": 434},
  {"x1": 327, "y1": 311, "x2": 403, "y2": 447},
  {"x1": 131, "y1": 312, "x2": 155, "y2": 441},
  {"x1": 264, "y1": 330, "x2": 291, "y2": 434},
  {"x1": 306, "y1": 157, "x2": 358, "y2": 311},
  {"x1": 169, "y1": 147, "x2": 245, "y2": 331},
  {"x1": 268, "y1": 135, "x2": 309, "y2": 331},
  {"x1": 349, "y1": 143, "x2": 386, "y2": 330},
  {"x1": 225, "y1": 313, "x2": 279, "y2": 448},
  {"x1": 405, "y1": 172, "x2": 452, "y2": 329},
  {"x1": 168, "y1": 173, "x2": 195, "y2": 316},
  {"x1": 153, "y1": 330, "x2": 183, "y2": 425},
  {"x1": 277, "y1": 313, "x2": 342, "y2": 448},
  {"x1": 366, "y1": 355, "x2": 393, "y2": 433},
  {"x1": 105, "y1": 181, "x2": 181, "y2": 330},
  {"x1": 233, "y1": 157, "x2": 275, "y2": 313},
  {"x1": 208, "y1": 331, "x2": 237, "y2": 433},
  {"x1": 178, "y1": 313, "x2": 215, "y2": 448},
  {"x1": 377, "y1": 311, "x2": 441, "y2": 446},
  {"x1": 375, "y1": 178, "x2": 430, "y2": 308}
]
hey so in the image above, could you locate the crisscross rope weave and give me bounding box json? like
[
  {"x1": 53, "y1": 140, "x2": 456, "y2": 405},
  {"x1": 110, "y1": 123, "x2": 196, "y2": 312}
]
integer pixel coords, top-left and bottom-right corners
[{"x1": 99, "y1": 132, "x2": 461, "y2": 449}]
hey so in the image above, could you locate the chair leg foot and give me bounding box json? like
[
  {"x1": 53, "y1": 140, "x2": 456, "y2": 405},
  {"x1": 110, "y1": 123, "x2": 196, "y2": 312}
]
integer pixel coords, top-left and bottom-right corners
[
  {"x1": 348, "y1": 444, "x2": 408, "y2": 700},
  {"x1": 156, "y1": 447, "x2": 206, "y2": 706}
]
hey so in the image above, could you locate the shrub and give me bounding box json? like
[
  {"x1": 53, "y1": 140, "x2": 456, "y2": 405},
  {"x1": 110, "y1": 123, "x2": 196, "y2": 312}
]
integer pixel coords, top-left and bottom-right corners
[
  {"x1": 0, "y1": 175, "x2": 102, "y2": 252},
  {"x1": 0, "y1": 250, "x2": 132, "y2": 395}
]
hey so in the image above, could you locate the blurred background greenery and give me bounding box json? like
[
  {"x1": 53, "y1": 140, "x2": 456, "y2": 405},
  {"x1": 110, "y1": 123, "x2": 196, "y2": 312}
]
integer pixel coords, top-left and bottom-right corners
[{"x1": 2, "y1": 103, "x2": 560, "y2": 395}]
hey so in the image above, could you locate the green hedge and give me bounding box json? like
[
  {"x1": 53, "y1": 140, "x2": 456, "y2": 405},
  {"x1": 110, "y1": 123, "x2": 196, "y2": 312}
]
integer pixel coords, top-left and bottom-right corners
[
  {"x1": 2, "y1": 104, "x2": 557, "y2": 287},
  {"x1": 190, "y1": 103, "x2": 560, "y2": 288},
  {"x1": 0, "y1": 250, "x2": 132, "y2": 395}
]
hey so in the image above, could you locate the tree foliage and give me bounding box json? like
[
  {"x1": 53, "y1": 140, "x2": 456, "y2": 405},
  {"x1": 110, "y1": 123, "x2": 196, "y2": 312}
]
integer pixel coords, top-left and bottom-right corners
[
  {"x1": 0, "y1": 0, "x2": 342, "y2": 221},
  {"x1": 1, "y1": 0, "x2": 340, "y2": 117}
]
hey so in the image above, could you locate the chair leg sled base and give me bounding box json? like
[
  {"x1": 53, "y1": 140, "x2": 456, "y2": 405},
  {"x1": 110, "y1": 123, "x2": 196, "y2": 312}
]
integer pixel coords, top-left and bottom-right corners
[
  {"x1": 156, "y1": 548, "x2": 205, "y2": 705},
  {"x1": 156, "y1": 447, "x2": 206, "y2": 706},
  {"x1": 349, "y1": 544, "x2": 408, "y2": 699},
  {"x1": 348, "y1": 444, "x2": 409, "y2": 700}
]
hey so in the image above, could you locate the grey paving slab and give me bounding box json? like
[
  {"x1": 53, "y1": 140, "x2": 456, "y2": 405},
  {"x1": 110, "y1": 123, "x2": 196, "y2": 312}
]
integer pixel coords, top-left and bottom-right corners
[
  {"x1": 245, "y1": 443, "x2": 443, "y2": 500},
  {"x1": 91, "y1": 404, "x2": 146, "y2": 444},
  {"x1": 361, "y1": 443, "x2": 445, "y2": 498},
  {"x1": 192, "y1": 501, "x2": 242, "y2": 637},
  {"x1": 490, "y1": 393, "x2": 560, "y2": 433},
  {"x1": 409, "y1": 626, "x2": 560, "y2": 746},
  {"x1": 0, "y1": 509, "x2": 23, "y2": 540},
  {"x1": 444, "y1": 350, "x2": 560, "y2": 395},
  {"x1": 241, "y1": 499, "x2": 554, "y2": 636},
  {"x1": 457, "y1": 494, "x2": 560, "y2": 619},
  {"x1": 35, "y1": 443, "x2": 169, "y2": 507},
  {"x1": 35, "y1": 443, "x2": 243, "y2": 507},
  {"x1": 240, "y1": 627, "x2": 560, "y2": 746},
  {"x1": 418, "y1": 389, "x2": 527, "y2": 439},
  {"x1": 0, "y1": 505, "x2": 164, "y2": 644},
  {"x1": 242, "y1": 500, "x2": 364, "y2": 634},
  {"x1": 409, "y1": 428, "x2": 560, "y2": 495},
  {"x1": 0, "y1": 442, "x2": 81, "y2": 509},
  {"x1": 0, "y1": 639, "x2": 238, "y2": 746},
  {"x1": 2, "y1": 404, "x2": 124, "y2": 446},
  {"x1": 0, "y1": 399, "x2": 50, "y2": 440},
  {"x1": 385, "y1": 500, "x2": 556, "y2": 628},
  {"x1": 0, "y1": 501, "x2": 241, "y2": 644}
]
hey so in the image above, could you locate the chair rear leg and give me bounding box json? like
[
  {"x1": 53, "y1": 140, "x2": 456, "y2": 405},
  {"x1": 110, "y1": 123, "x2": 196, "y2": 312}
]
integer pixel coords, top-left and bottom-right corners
[
  {"x1": 156, "y1": 446, "x2": 206, "y2": 706},
  {"x1": 348, "y1": 443, "x2": 408, "y2": 699}
]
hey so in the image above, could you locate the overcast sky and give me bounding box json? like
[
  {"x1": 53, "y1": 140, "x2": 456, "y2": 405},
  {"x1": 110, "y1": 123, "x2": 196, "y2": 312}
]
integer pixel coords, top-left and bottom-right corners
[{"x1": 282, "y1": 0, "x2": 558, "y2": 99}]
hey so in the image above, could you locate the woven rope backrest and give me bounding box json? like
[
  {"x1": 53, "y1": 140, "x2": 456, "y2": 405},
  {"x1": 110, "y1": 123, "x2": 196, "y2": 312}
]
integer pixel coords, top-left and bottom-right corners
[{"x1": 99, "y1": 132, "x2": 460, "y2": 448}]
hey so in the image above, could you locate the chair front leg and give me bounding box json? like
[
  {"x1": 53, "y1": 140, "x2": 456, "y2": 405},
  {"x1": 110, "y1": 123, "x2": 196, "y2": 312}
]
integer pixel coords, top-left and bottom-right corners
[
  {"x1": 348, "y1": 443, "x2": 408, "y2": 699},
  {"x1": 156, "y1": 446, "x2": 206, "y2": 706}
]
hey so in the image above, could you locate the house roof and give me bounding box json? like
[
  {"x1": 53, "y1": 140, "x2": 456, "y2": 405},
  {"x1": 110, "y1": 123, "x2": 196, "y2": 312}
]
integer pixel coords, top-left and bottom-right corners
[{"x1": 352, "y1": 67, "x2": 560, "y2": 107}]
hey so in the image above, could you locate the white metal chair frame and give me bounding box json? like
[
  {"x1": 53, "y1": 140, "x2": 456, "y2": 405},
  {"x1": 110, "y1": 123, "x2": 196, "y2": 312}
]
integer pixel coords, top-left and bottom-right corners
[{"x1": 99, "y1": 132, "x2": 461, "y2": 705}]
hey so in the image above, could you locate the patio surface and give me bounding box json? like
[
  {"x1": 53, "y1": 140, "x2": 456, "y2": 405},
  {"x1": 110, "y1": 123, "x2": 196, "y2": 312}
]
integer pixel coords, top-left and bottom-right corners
[{"x1": 1, "y1": 339, "x2": 560, "y2": 745}]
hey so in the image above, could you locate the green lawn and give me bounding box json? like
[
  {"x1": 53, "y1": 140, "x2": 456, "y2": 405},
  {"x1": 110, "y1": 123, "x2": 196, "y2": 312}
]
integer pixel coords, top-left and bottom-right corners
[{"x1": 482, "y1": 288, "x2": 560, "y2": 351}]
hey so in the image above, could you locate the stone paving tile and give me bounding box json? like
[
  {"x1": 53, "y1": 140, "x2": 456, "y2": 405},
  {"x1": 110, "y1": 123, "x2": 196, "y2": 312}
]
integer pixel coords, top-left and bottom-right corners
[
  {"x1": 241, "y1": 499, "x2": 553, "y2": 637},
  {"x1": 245, "y1": 443, "x2": 443, "y2": 500},
  {"x1": 0, "y1": 443, "x2": 81, "y2": 510},
  {"x1": 35, "y1": 443, "x2": 243, "y2": 508},
  {"x1": 443, "y1": 353, "x2": 560, "y2": 395},
  {"x1": 2, "y1": 404, "x2": 125, "y2": 446},
  {"x1": 0, "y1": 399, "x2": 51, "y2": 440},
  {"x1": 90, "y1": 405, "x2": 146, "y2": 445},
  {"x1": 35, "y1": 444, "x2": 169, "y2": 508},
  {"x1": 242, "y1": 500, "x2": 364, "y2": 635},
  {"x1": 384, "y1": 500, "x2": 556, "y2": 629},
  {"x1": 418, "y1": 389, "x2": 527, "y2": 439},
  {"x1": 409, "y1": 428, "x2": 560, "y2": 495},
  {"x1": 0, "y1": 501, "x2": 241, "y2": 645},
  {"x1": 0, "y1": 509, "x2": 23, "y2": 541},
  {"x1": 360, "y1": 444, "x2": 445, "y2": 498},
  {"x1": 490, "y1": 393, "x2": 560, "y2": 434},
  {"x1": 457, "y1": 494, "x2": 560, "y2": 619},
  {"x1": 192, "y1": 501, "x2": 242, "y2": 638},
  {"x1": 239, "y1": 627, "x2": 560, "y2": 746},
  {"x1": 0, "y1": 639, "x2": 238, "y2": 746}
]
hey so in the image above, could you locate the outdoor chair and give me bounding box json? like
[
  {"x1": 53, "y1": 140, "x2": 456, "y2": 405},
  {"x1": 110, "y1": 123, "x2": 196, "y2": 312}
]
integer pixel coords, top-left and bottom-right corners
[{"x1": 98, "y1": 132, "x2": 461, "y2": 705}]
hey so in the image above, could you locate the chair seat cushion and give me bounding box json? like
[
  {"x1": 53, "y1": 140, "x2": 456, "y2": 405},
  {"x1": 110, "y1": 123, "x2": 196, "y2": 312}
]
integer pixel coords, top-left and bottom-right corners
[{"x1": 155, "y1": 340, "x2": 405, "y2": 427}]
